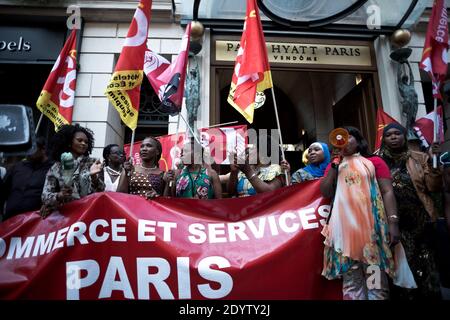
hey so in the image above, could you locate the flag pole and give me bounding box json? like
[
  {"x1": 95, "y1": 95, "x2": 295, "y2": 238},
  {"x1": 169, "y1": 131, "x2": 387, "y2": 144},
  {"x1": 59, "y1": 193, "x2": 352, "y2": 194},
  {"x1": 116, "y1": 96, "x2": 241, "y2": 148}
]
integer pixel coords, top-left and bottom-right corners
[
  {"x1": 180, "y1": 113, "x2": 201, "y2": 145},
  {"x1": 433, "y1": 97, "x2": 438, "y2": 168},
  {"x1": 206, "y1": 121, "x2": 239, "y2": 129},
  {"x1": 129, "y1": 130, "x2": 136, "y2": 163},
  {"x1": 168, "y1": 114, "x2": 182, "y2": 188},
  {"x1": 173, "y1": 114, "x2": 181, "y2": 169},
  {"x1": 270, "y1": 86, "x2": 290, "y2": 186},
  {"x1": 35, "y1": 114, "x2": 44, "y2": 134}
]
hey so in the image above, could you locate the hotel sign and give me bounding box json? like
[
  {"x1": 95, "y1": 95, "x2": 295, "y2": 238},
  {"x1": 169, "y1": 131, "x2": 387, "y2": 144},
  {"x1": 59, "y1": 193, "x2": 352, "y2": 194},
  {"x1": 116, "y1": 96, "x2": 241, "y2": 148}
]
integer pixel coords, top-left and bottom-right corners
[{"x1": 215, "y1": 40, "x2": 372, "y2": 67}]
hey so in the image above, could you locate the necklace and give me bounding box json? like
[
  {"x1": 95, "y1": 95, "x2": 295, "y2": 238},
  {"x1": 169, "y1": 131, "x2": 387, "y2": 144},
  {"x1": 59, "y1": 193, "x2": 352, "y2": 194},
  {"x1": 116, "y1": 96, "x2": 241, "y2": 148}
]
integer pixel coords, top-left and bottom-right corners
[
  {"x1": 106, "y1": 166, "x2": 121, "y2": 176},
  {"x1": 140, "y1": 163, "x2": 158, "y2": 170}
]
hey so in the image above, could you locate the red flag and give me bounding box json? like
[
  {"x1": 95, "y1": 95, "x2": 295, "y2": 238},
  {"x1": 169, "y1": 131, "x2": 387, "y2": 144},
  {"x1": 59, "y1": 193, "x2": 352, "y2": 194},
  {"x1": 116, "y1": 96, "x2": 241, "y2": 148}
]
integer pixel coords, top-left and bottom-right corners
[
  {"x1": 151, "y1": 22, "x2": 191, "y2": 115},
  {"x1": 143, "y1": 49, "x2": 170, "y2": 98},
  {"x1": 36, "y1": 29, "x2": 77, "y2": 130},
  {"x1": 413, "y1": 106, "x2": 444, "y2": 147},
  {"x1": 375, "y1": 108, "x2": 400, "y2": 151},
  {"x1": 227, "y1": 0, "x2": 273, "y2": 124},
  {"x1": 420, "y1": 0, "x2": 449, "y2": 99},
  {"x1": 105, "y1": 0, "x2": 152, "y2": 130}
]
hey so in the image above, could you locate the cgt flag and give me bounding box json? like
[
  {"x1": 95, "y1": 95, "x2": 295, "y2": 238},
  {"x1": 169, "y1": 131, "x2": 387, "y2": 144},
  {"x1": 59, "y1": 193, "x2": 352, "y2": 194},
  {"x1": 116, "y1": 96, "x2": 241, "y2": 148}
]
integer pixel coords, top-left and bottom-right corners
[
  {"x1": 227, "y1": 0, "x2": 273, "y2": 124},
  {"x1": 375, "y1": 108, "x2": 399, "y2": 151},
  {"x1": 413, "y1": 106, "x2": 444, "y2": 148},
  {"x1": 420, "y1": 0, "x2": 449, "y2": 99},
  {"x1": 143, "y1": 49, "x2": 170, "y2": 101},
  {"x1": 153, "y1": 22, "x2": 191, "y2": 115},
  {"x1": 36, "y1": 29, "x2": 77, "y2": 130},
  {"x1": 105, "y1": 0, "x2": 152, "y2": 130}
]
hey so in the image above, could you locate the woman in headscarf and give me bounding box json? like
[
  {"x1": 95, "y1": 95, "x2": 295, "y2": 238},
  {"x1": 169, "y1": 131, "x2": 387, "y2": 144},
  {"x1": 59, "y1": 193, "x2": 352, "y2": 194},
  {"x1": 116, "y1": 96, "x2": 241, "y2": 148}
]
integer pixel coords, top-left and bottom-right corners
[
  {"x1": 320, "y1": 126, "x2": 400, "y2": 300},
  {"x1": 379, "y1": 123, "x2": 442, "y2": 300},
  {"x1": 285, "y1": 142, "x2": 331, "y2": 183}
]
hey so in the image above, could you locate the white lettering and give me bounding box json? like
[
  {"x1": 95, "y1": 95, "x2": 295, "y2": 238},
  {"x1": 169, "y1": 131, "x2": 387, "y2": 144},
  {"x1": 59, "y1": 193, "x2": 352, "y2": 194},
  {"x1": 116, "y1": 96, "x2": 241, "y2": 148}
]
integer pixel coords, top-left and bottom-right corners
[
  {"x1": 66, "y1": 222, "x2": 88, "y2": 246},
  {"x1": 299, "y1": 208, "x2": 319, "y2": 229},
  {"x1": 89, "y1": 219, "x2": 109, "y2": 242},
  {"x1": 177, "y1": 257, "x2": 191, "y2": 299},
  {"x1": 7, "y1": 237, "x2": 35, "y2": 259},
  {"x1": 99, "y1": 256, "x2": 134, "y2": 299},
  {"x1": 188, "y1": 223, "x2": 207, "y2": 244},
  {"x1": 137, "y1": 258, "x2": 174, "y2": 299},
  {"x1": 208, "y1": 223, "x2": 227, "y2": 244},
  {"x1": 278, "y1": 211, "x2": 300, "y2": 233},
  {"x1": 197, "y1": 256, "x2": 233, "y2": 299},
  {"x1": 32, "y1": 232, "x2": 55, "y2": 256},
  {"x1": 66, "y1": 260, "x2": 100, "y2": 300},
  {"x1": 52, "y1": 227, "x2": 69, "y2": 250},
  {"x1": 111, "y1": 219, "x2": 127, "y2": 242}
]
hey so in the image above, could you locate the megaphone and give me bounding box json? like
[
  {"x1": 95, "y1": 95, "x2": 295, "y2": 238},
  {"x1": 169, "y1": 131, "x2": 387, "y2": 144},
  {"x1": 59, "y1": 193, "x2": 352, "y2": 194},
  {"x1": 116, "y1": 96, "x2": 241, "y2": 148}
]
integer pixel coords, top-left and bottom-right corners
[{"x1": 329, "y1": 128, "x2": 349, "y2": 148}]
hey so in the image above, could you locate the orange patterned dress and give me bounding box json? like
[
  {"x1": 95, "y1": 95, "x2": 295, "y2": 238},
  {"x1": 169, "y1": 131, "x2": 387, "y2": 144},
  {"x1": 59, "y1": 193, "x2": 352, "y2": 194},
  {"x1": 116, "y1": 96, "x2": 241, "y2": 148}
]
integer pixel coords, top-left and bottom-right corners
[{"x1": 322, "y1": 154, "x2": 395, "y2": 280}]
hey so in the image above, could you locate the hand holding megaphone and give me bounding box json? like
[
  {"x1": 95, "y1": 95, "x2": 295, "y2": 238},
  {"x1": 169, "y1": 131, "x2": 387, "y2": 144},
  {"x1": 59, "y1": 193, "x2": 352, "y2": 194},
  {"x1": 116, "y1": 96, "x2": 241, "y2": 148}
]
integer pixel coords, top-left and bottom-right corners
[{"x1": 329, "y1": 128, "x2": 349, "y2": 167}]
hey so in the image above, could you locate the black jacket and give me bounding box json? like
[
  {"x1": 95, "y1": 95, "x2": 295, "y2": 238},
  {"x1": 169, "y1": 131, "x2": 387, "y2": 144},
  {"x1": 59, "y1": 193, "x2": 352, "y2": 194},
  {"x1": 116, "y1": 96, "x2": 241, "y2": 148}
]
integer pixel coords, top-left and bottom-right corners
[{"x1": 1, "y1": 159, "x2": 53, "y2": 220}]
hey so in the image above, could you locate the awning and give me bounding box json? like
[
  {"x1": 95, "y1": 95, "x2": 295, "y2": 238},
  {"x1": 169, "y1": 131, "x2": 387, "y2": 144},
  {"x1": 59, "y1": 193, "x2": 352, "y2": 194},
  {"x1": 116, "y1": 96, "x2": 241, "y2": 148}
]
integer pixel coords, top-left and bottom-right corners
[{"x1": 178, "y1": 0, "x2": 426, "y2": 38}]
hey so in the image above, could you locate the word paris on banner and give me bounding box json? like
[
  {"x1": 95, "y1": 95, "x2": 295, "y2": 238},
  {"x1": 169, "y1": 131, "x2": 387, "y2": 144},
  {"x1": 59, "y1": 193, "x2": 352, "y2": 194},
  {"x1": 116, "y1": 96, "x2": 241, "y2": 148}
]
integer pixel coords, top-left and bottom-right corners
[{"x1": 0, "y1": 181, "x2": 341, "y2": 300}]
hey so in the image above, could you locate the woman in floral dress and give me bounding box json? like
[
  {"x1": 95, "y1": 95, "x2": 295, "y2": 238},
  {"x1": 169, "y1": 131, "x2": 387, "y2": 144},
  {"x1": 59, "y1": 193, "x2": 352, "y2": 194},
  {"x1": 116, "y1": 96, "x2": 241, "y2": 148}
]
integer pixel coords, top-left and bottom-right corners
[{"x1": 320, "y1": 126, "x2": 400, "y2": 300}]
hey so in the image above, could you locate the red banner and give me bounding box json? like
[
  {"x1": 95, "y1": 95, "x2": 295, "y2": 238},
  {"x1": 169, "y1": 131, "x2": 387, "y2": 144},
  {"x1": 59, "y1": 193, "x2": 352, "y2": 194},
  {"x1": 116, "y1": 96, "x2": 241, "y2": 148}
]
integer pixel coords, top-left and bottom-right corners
[
  {"x1": 124, "y1": 125, "x2": 247, "y2": 170},
  {"x1": 0, "y1": 181, "x2": 341, "y2": 300},
  {"x1": 36, "y1": 29, "x2": 77, "y2": 130}
]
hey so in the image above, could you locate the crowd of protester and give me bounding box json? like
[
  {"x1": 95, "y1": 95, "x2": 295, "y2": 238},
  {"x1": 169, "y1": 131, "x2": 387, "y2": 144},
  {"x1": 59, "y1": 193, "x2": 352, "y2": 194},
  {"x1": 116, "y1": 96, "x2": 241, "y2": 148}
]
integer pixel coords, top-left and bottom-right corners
[{"x1": 0, "y1": 122, "x2": 449, "y2": 300}]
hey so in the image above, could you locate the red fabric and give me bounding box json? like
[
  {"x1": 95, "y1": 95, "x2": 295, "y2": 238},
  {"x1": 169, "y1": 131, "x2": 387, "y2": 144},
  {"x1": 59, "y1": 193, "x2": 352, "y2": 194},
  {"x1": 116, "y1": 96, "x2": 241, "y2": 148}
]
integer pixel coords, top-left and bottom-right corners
[
  {"x1": 36, "y1": 29, "x2": 77, "y2": 129},
  {"x1": 228, "y1": 0, "x2": 272, "y2": 123},
  {"x1": 368, "y1": 156, "x2": 391, "y2": 180},
  {"x1": 0, "y1": 182, "x2": 342, "y2": 300},
  {"x1": 413, "y1": 106, "x2": 445, "y2": 147},
  {"x1": 375, "y1": 109, "x2": 399, "y2": 151},
  {"x1": 155, "y1": 22, "x2": 191, "y2": 114},
  {"x1": 124, "y1": 125, "x2": 247, "y2": 169},
  {"x1": 323, "y1": 156, "x2": 391, "y2": 180},
  {"x1": 105, "y1": 0, "x2": 152, "y2": 130},
  {"x1": 420, "y1": 0, "x2": 448, "y2": 98}
]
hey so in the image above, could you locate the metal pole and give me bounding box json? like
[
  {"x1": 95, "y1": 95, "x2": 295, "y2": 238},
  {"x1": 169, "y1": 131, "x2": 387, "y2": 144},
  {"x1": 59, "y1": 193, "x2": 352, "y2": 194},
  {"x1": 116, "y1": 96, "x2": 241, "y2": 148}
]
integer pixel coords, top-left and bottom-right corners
[
  {"x1": 129, "y1": 130, "x2": 136, "y2": 164},
  {"x1": 433, "y1": 97, "x2": 438, "y2": 168},
  {"x1": 35, "y1": 114, "x2": 44, "y2": 134},
  {"x1": 270, "y1": 86, "x2": 290, "y2": 186},
  {"x1": 180, "y1": 113, "x2": 201, "y2": 145},
  {"x1": 206, "y1": 121, "x2": 239, "y2": 129}
]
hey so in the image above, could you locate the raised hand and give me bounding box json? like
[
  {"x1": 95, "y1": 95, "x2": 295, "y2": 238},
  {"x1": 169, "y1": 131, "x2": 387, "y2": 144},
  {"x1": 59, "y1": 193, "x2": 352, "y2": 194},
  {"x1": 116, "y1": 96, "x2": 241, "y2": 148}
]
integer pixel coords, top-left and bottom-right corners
[
  {"x1": 228, "y1": 152, "x2": 239, "y2": 173},
  {"x1": 123, "y1": 158, "x2": 134, "y2": 175},
  {"x1": 90, "y1": 159, "x2": 103, "y2": 176},
  {"x1": 57, "y1": 186, "x2": 73, "y2": 202},
  {"x1": 145, "y1": 189, "x2": 159, "y2": 199},
  {"x1": 280, "y1": 159, "x2": 291, "y2": 173},
  {"x1": 429, "y1": 142, "x2": 441, "y2": 157},
  {"x1": 163, "y1": 170, "x2": 175, "y2": 183}
]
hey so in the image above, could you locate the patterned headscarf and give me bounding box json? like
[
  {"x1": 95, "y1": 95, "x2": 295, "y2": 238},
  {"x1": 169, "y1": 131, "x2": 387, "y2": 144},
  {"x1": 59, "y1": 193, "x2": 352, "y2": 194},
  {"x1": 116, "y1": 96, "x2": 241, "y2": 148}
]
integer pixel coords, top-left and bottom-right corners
[
  {"x1": 380, "y1": 123, "x2": 409, "y2": 167},
  {"x1": 302, "y1": 142, "x2": 331, "y2": 178}
]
